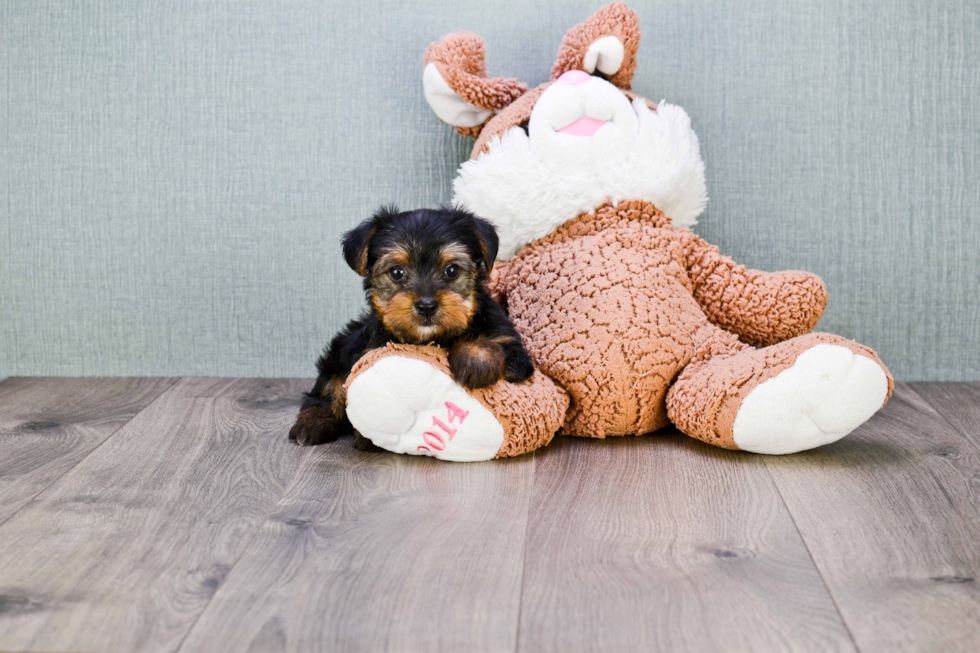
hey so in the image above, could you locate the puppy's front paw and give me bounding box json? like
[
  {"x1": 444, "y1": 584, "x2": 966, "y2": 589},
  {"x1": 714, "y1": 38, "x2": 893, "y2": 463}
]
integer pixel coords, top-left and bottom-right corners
[
  {"x1": 288, "y1": 407, "x2": 347, "y2": 446},
  {"x1": 449, "y1": 339, "x2": 505, "y2": 389},
  {"x1": 503, "y1": 349, "x2": 534, "y2": 384}
]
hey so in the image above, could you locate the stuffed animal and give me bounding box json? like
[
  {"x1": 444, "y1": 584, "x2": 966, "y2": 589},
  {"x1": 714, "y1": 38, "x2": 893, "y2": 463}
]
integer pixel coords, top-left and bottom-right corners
[{"x1": 344, "y1": 2, "x2": 892, "y2": 461}]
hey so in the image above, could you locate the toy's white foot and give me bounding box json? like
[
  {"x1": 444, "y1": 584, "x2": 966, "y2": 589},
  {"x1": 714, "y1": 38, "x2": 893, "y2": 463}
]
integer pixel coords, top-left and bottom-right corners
[
  {"x1": 346, "y1": 356, "x2": 505, "y2": 462},
  {"x1": 732, "y1": 344, "x2": 889, "y2": 454}
]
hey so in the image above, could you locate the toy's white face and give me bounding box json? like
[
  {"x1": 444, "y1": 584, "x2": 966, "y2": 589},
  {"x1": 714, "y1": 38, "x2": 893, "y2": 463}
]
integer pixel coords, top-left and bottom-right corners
[
  {"x1": 528, "y1": 71, "x2": 639, "y2": 178},
  {"x1": 450, "y1": 74, "x2": 708, "y2": 260}
]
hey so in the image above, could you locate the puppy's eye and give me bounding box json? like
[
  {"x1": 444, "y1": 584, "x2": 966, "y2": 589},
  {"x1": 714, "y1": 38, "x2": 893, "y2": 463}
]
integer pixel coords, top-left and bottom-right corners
[
  {"x1": 388, "y1": 267, "x2": 406, "y2": 282},
  {"x1": 444, "y1": 264, "x2": 460, "y2": 279}
]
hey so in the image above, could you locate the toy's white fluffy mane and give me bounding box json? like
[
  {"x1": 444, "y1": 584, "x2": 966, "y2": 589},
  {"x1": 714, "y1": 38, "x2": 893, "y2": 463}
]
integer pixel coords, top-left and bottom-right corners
[{"x1": 452, "y1": 99, "x2": 708, "y2": 260}]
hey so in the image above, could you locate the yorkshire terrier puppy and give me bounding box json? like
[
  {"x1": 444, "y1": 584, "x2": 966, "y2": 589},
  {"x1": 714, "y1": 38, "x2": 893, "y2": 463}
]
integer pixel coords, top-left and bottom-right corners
[{"x1": 289, "y1": 206, "x2": 535, "y2": 447}]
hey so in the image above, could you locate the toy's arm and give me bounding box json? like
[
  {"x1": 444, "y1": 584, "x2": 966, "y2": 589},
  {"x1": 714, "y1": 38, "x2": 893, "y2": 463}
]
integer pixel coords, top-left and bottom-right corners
[{"x1": 684, "y1": 235, "x2": 828, "y2": 347}]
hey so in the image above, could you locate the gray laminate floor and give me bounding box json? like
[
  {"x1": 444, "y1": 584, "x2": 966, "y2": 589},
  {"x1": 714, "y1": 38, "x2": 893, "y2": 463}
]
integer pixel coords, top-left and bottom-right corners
[{"x1": 0, "y1": 377, "x2": 977, "y2": 652}]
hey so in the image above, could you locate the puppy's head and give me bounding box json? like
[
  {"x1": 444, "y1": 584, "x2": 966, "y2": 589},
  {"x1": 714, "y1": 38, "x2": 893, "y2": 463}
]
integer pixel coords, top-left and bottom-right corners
[{"x1": 342, "y1": 205, "x2": 498, "y2": 343}]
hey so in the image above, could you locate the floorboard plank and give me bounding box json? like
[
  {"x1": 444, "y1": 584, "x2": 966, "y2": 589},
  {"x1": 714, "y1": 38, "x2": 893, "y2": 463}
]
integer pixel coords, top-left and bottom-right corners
[
  {"x1": 765, "y1": 382, "x2": 980, "y2": 653},
  {"x1": 178, "y1": 442, "x2": 535, "y2": 653},
  {"x1": 0, "y1": 377, "x2": 178, "y2": 525},
  {"x1": 517, "y1": 434, "x2": 854, "y2": 653},
  {"x1": 914, "y1": 382, "x2": 980, "y2": 446},
  {"x1": 0, "y1": 377, "x2": 309, "y2": 653}
]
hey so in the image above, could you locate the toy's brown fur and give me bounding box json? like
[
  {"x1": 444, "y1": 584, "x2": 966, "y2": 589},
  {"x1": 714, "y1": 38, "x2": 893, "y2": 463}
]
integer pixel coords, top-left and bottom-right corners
[{"x1": 493, "y1": 199, "x2": 892, "y2": 442}]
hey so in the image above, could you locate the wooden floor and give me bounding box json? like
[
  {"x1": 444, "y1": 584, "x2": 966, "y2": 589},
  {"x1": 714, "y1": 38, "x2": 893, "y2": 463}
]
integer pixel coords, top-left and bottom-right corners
[{"x1": 0, "y1": 378, "x2": 977, "y2": 652}]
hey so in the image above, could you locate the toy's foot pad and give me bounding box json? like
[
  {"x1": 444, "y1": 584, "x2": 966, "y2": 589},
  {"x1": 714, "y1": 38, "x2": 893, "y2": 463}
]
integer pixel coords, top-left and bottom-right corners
[
  {"x1": 346, "y1": 355, "x2": 505, "y2": 462},
  {"x1": 732, "y1": 344, "x2": 889, "y2": 454}
]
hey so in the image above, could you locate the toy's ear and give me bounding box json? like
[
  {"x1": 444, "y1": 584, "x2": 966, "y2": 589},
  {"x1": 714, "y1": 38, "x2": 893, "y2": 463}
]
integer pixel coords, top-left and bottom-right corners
[
  {"x1": 423, "y1": 32, "x2": 528, "y2": 138},
  {"x1": 342, "y1": 205, "x2": 398, "y2": 276},
  {"x1": 551, "y1": 2, "x2": 641, "y2": 90}
]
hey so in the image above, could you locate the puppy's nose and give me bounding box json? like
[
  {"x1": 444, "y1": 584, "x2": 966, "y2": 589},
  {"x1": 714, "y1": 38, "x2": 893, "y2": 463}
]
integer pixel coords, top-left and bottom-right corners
[{"x1": 414, "y1": 297, "x2": 438, "y2": 318}]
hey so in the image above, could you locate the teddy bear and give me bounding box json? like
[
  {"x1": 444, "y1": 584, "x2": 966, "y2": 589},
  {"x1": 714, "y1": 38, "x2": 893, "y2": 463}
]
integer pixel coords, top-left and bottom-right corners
[{"x1": 342, "y1": 3, "x2": 892, "y2": 461}]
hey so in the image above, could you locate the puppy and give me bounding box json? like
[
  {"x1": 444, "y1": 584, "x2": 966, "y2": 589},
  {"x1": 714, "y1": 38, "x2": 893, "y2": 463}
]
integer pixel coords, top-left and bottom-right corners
[{"x1": 289, "y1": 206, "x2": 535, "y2": 447}]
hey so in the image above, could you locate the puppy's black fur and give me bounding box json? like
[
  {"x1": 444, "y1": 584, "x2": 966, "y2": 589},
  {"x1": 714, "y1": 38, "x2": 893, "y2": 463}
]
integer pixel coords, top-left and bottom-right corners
[{"x1": 289, "y1": 206, "x2": 534, "y2": 446}]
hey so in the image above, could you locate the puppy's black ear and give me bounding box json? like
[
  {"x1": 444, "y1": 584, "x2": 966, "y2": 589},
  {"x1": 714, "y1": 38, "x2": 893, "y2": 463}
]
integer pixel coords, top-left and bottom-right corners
[
  {"x1": 341, "y1": 222, "x2": 374, "y2": 276},
  {"x1": 342, "y1": 205, "x2": 398, "y2": 276},
  {"x1": 469, "y1": 214, "x2": 499, "y2": 273}
]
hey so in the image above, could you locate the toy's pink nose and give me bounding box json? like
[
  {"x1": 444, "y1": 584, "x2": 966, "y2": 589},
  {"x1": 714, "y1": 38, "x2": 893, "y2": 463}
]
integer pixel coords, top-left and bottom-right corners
[{"x1": 557, "y1": 70, "x2": 591, "y2": 86}]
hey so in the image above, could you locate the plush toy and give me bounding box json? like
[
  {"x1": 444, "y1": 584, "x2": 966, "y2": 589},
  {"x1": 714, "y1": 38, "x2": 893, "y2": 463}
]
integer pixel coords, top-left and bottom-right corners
[{"x1": 344, "y1": 2, "x2": 892, "y2": 461}]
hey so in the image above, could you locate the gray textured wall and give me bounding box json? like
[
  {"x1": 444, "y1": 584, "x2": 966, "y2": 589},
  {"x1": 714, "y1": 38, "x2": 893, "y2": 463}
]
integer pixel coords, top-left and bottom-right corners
[{"x1": 2, "y1": 0, "x2": 978, "y2": 380}]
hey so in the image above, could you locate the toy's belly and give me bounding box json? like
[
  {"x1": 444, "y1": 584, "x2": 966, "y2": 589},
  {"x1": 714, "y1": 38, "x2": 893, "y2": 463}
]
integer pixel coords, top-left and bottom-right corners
[{"x1": 504, "y1": 233, "x2": 709, "y2": 438}]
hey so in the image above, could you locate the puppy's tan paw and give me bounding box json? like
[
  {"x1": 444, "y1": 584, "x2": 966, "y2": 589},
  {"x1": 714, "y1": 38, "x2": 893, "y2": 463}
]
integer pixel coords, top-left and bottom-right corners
[{"x1": 449, "y1": 339, "x2": 505, "y2": 389}]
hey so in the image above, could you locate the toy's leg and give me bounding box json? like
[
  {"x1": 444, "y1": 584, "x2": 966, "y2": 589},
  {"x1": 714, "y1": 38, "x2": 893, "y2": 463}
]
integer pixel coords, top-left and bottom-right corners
[
  {"x1": 344, "y1": 344, "x2": 569, "y2": 462},
  {"x1": 666, "y1": 332, "x2": 892, "y2": 454}
]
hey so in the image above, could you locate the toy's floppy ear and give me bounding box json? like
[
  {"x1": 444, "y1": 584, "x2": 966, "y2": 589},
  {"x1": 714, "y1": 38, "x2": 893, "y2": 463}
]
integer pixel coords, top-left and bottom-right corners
[
  {"x1": 423, "y1": 32, "x2": 528, "y2": 138},
  {"x1": 342, "y1": 205, "x2": 398, "y2": 276},
  {"x1": 551, "y1": 2, "x2": 641, "y2": 90}
]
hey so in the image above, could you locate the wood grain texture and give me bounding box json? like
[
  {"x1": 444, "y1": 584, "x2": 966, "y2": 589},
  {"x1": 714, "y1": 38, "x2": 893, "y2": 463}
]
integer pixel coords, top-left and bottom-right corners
[
  {"x1": 0, "y1": 376, "x2": 178, "y2": 524},
  {"x1": 517, "y1": 434, "x2": 854, "y2": 653},
  {"x1": 0, "y1": 377, "x2": 309, "y2": 653},
  {"x1": 178, "y1": 441, "x2": 535, "y2": 653},
  {"x1": 765, "y1": 383, "x2": 980, "y2": 652},
  {"x1": 1, "y1": 379, "x2": 977, "y2": 651},
  {"x1": 914, "y1": 383, "x2": 980, "y2": 446}
]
